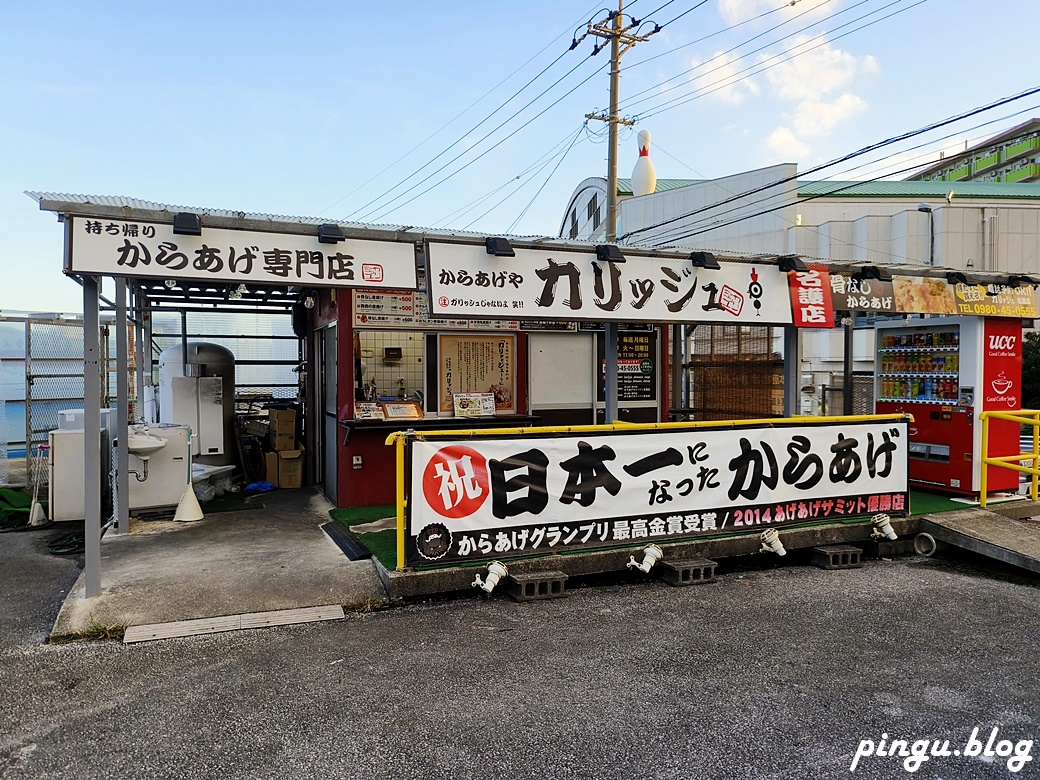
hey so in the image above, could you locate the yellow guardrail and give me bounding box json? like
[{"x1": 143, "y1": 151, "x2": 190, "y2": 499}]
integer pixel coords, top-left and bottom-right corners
[
  {"x1": 979, "y1": 409, "x2": 1040, "y2": 508},
  {"x1": 384, "y1": 413, "x2": 912, "y2": 570}
]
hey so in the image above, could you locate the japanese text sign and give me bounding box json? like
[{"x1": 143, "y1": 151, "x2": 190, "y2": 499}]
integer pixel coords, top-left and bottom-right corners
[
  {"x1": 68, "y1": 217, "x2": 418, "y2": 290},
  {"x1": 405, "y1": 418, "x2": 909, "y2": 566},
  {"x1": 788, "y1": 266, "x2": 835, "y2": 327},
  {"x1": 951, "y1": 282, "x2": 1038, "y2": 318},
  {"x1": 427, "y1": 242, "x2": 794, "y2": 325}
]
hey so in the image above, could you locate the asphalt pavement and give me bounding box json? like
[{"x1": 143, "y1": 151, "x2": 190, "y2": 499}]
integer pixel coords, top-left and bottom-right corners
[{"x1": 1, "y1": 529, "x2": 1038, "y2": 780}]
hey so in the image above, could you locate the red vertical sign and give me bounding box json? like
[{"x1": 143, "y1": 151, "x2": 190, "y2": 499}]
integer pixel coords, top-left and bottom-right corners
[
  {"x1": 982, "y1": 318, "x2": 1022, "y2": 491},
  {"x1": 788, "y1": 266, "x2": 835, "y2": 328}
]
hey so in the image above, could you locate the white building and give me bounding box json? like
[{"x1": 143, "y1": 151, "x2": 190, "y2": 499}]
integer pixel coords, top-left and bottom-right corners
[{"x1": 560, "y1": 165, "x2": 1040, "y2": 414}]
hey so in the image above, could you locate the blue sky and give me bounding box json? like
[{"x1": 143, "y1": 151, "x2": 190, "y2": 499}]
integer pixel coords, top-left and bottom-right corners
[{"x1": 2, "y1": 0, "x2": 1036, "y2": 313}]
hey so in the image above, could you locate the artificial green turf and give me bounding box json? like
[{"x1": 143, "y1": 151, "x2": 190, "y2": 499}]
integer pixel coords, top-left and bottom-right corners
[
  {"x1": 329, "y1": 506, "x2": 397, "y2": 569},
  {"x1": 328, "y1": 505, "x2": 395, "y2": 526},
  {"x1": 908, "y1": 489, "x2": 971, "y2": 515},
  {"x1": 354, "y1": 528, "x2": 397, "y2": 570}
]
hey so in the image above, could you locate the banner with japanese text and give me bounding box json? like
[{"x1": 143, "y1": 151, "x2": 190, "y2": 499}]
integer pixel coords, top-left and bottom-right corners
[
  {"x1": 427, "y1": 241, "x2": 795, "y2": 325},
  {"x1": 68, "y1": 217, "x2": 418, "y2": 290},
  {"x1": 788, "y1": 266, "x2": 835, "y2": 327},
  {"x1": 830, "y1": 272, "x2": 1037, "y2": 318},
  {"x1": 406, "y1": 418, "x2": 909, "y2": 566}
]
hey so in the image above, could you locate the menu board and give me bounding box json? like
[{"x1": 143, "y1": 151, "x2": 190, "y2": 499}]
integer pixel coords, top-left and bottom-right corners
[
  {"x1": 353, "y1": 289, "x2": 519, "y2": 330},
  {"x1": 439, "y1": 335, "x2": 516, "y2": 413},
  {"x1": 453, "y1": 393, "x2": 496, "y2": 417}
]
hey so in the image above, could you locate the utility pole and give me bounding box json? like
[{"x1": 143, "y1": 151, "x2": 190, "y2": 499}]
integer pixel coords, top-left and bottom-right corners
[{"x1": 584, "y1": 1, "x2": 656, "y2": 423}]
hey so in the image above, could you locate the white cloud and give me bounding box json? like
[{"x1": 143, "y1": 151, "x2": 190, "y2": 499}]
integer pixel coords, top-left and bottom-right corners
[
  {"x1": 718, "y1": 0, "x2": 837, "y2": 26},
  {"x1": 792, "y1": 93, "x2": 868, "y2": 137},
  {"x1": 768, "y1": 126, "x2": 810, "y2": 159},
  {"x1": 763, "y1": 35, "x2": 878, "y2": 101},
  {"x1": 686, "y1": 50, "x2": 761, "y2": 105}
]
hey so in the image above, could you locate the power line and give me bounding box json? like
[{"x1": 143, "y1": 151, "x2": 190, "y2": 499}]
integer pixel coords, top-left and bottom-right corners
[
  {"x1": 336, "y1": 3, "x2": 610, "y2": 221},
  {"x1": 434, "y1": 127, "x2": 584, "y2": 224},
  {"x1": 624, "y1": 0, "x2": 827, "y2": 72},
  {"x1": 459, "y1": 125, "x2": 590, "y2": 231},
  {"x1": 619, "y1": 0, "x2": 850, "y2": 108},
  {"x1": 505, "y1": 125, "x2": 587, "y2": 232},
  {"x1": 649, "y1": 160, "x2": 940, "y2": 247},
  {"x1": 366, "y1": 62, "x2": 608, "y2": 223},
  {"x1": 317, "y1": 4, "x2": 606, "y2": 217},
  {"x1": 630, "y1": 0, "x2": 915, "y2": 118},
  {"x1": 621, "y1": 85, "x2": 1040, "y2": 242}
]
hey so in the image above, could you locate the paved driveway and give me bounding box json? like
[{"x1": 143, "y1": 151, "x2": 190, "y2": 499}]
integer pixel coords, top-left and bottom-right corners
[{"x1": 2, "y1": 529, "x2": 1037, "y2": 780}]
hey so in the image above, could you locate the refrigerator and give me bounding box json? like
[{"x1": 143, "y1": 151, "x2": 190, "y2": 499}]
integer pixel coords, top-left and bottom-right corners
[
  {"x1": 48, "y1": 427, "x2": 112, "y2": 522},
  {"x1": 875, "y1": 316, "x2": 1022, "y2": 496}
]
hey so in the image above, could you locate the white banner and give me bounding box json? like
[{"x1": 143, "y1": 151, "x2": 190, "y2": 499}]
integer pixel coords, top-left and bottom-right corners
[
  {"x1": 406, "y1": 419, "x2": 908, "y2": 565},
  {"x1": 68, "y1": 217, "x2": 418, "y2": 289},
  {"x1": 427, "y1": 241, "x2": 794, "y2": 325}
]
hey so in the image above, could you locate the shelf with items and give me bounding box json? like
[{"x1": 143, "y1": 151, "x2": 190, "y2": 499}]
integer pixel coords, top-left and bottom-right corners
[
  {"x1": 877, "y1": 347, "x2": 956, "y2": 353},
  {"x1": 878, "y1": 330, "x2": 960, "y2": 350},
  {"x1": 877, "y1": 352, "x2": 960, "y2": 374},
  {"x1": 879, "y1": 372, "x2": 958, "y2": 378},
  {"x1": 878, "y1": 374, "x2": 959, "y2": 403},
  {"x1": 875, "y1": 396, "x2": 960, "y2": 404}
]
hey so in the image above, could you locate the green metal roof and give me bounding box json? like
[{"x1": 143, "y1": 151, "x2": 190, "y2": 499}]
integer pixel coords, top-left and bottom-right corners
[
  {"x1": 798, "y1": 180, "x2": 1040, "y2": 199},
  {"x1": 616, "y1": 178, "x2": 703, "y2": 195},
  {"x1": 613, "y1": 177, "x2": 1040, "y2": 199}
]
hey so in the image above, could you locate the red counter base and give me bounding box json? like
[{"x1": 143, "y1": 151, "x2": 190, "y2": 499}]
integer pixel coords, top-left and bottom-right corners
[{"x1": 337, "y1": 416, "x2": 541, "y2": 508}]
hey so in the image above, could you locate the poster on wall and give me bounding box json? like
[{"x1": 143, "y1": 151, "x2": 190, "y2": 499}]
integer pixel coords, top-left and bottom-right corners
[
  {"x1": 405, "y1": 418, "x2": 909, "y2": 567},
  {"x1": 596, "y1": 331, "x2": 658, "y2": 402},
  {"x1": 438, "y1": 334, "x2": 516, "y2": 413}
]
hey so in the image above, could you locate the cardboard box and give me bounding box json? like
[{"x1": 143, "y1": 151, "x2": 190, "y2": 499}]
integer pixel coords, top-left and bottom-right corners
[
  {"x1": 269, "y1": 408, "x2": 296, "y2": 434},
  {"x1": 270, "y1": 430, "x2": 296, "y2": 451},
  {"x1": 278, "y1": 449, "x2": 304, "y2": 489},
  {"x1": 264, "y1": 451, "x2": 280, "y2": 488},
  {"x1": 268, "y1": 408, "x2": 297, "y2": 451}
]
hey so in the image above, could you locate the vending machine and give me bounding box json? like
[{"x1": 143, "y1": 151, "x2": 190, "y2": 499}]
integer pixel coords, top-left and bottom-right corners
[{"x1": 874, "y1": 316, "x2": 1022, "y2": 496}]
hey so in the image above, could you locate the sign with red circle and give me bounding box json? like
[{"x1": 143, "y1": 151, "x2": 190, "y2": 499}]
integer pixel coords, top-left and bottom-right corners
[{"x1": 421, "y1": 445, "x2": 489, "y2": 519}]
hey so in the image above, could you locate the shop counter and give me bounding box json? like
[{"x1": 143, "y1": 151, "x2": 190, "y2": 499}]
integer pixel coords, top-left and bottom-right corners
[{"x1": 337, "y1": 415, "x2": 540, "y2": 508}]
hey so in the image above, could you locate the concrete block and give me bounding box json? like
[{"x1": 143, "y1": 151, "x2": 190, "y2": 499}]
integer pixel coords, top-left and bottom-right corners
[
  {"x1": 863, "y1": 538, "x2": 917, "y2": 558},
  {"x1": 505, "y1": 571, "x2": 568, "y2": 602},
  {"x1": 659, "y1": 558, "x2": 718, "y2": 586},
  {"x1": 811, "y1": 544, "x2": 863, "y2": 570}
]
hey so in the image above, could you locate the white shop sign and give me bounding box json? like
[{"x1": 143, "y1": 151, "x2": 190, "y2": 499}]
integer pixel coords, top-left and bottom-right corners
[
  {"x1": 426, "y1": 241, "x2": 794, "y2": 325},
  {"x1": 68, "y1": 217, "x2": 418, "y2": 290}
]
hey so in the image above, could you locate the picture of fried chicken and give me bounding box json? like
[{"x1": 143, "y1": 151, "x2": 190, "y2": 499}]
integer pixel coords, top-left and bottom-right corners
[{"x1": 892, "y1": 276, "x2": 956, "y2": 314}]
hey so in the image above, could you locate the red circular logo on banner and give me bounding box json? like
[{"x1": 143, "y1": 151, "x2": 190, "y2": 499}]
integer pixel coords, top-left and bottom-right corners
[{"x1": 421, "y1": 445, "x2": 489, "y2": 519}]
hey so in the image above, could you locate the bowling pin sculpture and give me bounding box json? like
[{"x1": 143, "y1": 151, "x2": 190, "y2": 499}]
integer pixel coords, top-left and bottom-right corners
[{"x1": 631, "y1": 128, "x2": 658, "y2": 196}]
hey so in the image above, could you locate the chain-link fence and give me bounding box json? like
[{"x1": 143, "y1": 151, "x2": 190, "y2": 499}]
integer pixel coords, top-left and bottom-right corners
[{"x1": 1, "y1": 310, "x2": 298, "y2": 489}]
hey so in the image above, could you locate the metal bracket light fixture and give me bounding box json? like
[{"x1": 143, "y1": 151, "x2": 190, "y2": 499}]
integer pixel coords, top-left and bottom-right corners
[
  {"x1": 485, "y1": 237, "x2": 515, "y2": 257},
  {"x1": 852, "y1": 265, "x2": 893, "y2": 283},
  {"x1": 1007, "y1": 274, "x2": 1040, "y2": 288},
  {"x1": 172, "y1": 212, "x2": 202, "y2": 236},
  {"x1": 777, "y1": 254, "x2": 808, "y2": 273},
  {"x1": 595, "y1": 244, "x2": 626, "y2": 263},
  {"x1": 317, "y1": 223, "x2": 345, "y2": 244},
  {"x1": 689, "y1": 251, "x2": 720, "y2": 270}
]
